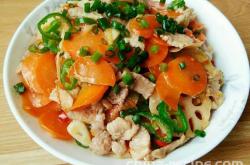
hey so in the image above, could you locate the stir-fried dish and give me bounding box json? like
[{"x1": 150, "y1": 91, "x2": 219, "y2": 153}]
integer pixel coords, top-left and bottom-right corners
[{"x1": 14, "y1": 0, "x2": 224, "y2": 160}]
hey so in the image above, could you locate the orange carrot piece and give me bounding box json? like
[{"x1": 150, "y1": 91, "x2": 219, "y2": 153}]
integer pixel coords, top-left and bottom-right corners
[
  {"x1": 144, "y1": 36, "x2": 169, "y2": 67},
  {"x1": 62, "y1": 31, "x2": 108, "y2": 58},
  {"x1": 39, "y1": 111, "x2": 72, "y2": 140},
  {"x1": 22, "y1": 90, "x2": 60, "y2": 117},
  {"x1": 21, "y1": 52, "x2": 56, "y2": 95},
  {"x1": 167, "y1": 55, "x2": 207, "y2": 96},
  {"x1": 156, "y1": 73, "x2": 181, "y2": 110},
  {"x1": 72, "y1": 83, "x2": 108, "y2": 110},
  {"x1": 73, "y1": 56, "x2": 116, "y2": 86},
  {"x1": 128, "y1": 15, "x2": 160, "y2": 38}
]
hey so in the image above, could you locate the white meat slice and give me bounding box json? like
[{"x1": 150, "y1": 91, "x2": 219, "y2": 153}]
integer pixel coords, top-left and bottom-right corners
[
  {"x1": 49, "y1": 87, "x2": 73, "y2": 111},
  {"x1": 160, "y1": 34, "x2": 202, "y2": 52},
  {"x1": 90, "y1": 131, "x2": 112, "y2": 155},
  {"x1": 67, "y1": 103, "x2": 103, "y2": 124},
  {"x1": 175, "y1": 8, "x2": 196, "y2": 27},
  {"x1": 124, "y1": 34, "x2": 145, "y2": 50},
  {"x1": 130, "y1": 72, "x2": 155, "y2": 99},
  {"x1": 107, "y1": 86, "x2": 129, "y2": 105},
  {"x1": 107, "y1": 117, "x2": 139, "y2": 140},
  {"x1": 129, "y1": 127, "x2": 151, "y2": 160},
  {"x1": 90, "y1": 112, "x2": 106, "y2": 136},
  {"x1": 111, "y1": 140, "x2": 127, "y2": 157}
]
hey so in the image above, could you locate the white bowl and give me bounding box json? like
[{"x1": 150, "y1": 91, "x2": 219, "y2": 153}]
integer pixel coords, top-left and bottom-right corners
[{"x1": 3, "y1": 0, "x2": 250, "y2": 164}]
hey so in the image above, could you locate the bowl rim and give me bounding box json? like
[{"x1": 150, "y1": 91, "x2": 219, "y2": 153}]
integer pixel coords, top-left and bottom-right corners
[{"x1": 3, "y1": 0, "x2": 250, "y2": 164}]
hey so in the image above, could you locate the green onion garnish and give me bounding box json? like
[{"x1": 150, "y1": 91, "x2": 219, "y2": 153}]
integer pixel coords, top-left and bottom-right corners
[
  {"x1": 78, "y1": 17, "x2": 97, "y2": 25},
  {"x1": 150, "y1": 45, "x2": 160, "y2": 54},
  {"x1": 179, "y1": 62, "x2": 186, "y2": 70},
  {"x1": 91, "y1": 0, "x2": 101, "y2": 11},
  {"x1": 84, "y1": 3, "x2": 91, "y2": 13},
  {"x1": 139, "y1": 19, "x2": 149, "y2": 28},
  {"x1": 122, "y1": 72, "x2": 134, "y2": 85},
  {"x1": 112, "y1": 84, "x2": 120, "y2": 94},
  {"x1": 133, "y1": 65, "x2": 141, "y2": 73},
  {"x1": 91, "y1": 51, "x2": 102, "y2": 63},
  {"x1": 64, "y1": 31, "x2": 71, "y2": 40},
  {"x1": 147, "y1": 73, "x2": 156, "y2": 83},
  {"x1": 97, "y1": 17, "x2": 110, "y2": 30},
  {"x1": 138, "y1": 36, "x2": 144, "y2": 42},
  {"x1": 14, "y1": 82, "x2": 26, "y2": 94},
  {"x1": 160, "y1": 0, "x2": 166, "y2": 4},
  {"x1": 117, "y1": 51, "x2": 126, "y2": 61},
  {"x1": 159, "y1": 63, "x2": 168, "y2": 72},
  {"x1": 79, "y1": 46, "x2": 90, "y2": 56},
  {"x1": 194, "y1": 130, "x2": 206, "y2": 138},
  {"x1": 111, "y1": 20, "x2": 125, "y2": 31}
]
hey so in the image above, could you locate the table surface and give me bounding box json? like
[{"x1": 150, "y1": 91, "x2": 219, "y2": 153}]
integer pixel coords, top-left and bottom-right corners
[{"x1": 0, "y1": 0, "x2": 249, "y2": 164}]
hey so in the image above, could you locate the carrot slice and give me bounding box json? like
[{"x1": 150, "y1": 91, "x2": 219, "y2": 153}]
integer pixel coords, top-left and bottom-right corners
[
  {"x1": 144, "y1": 36, "x2": 169, "y2": 67},
  {"x1": 167, "y1": 55, "x2": 207, "y2": 96},
  {"x1": 62, "y1": 31, "x2": 108, "y2": 58},
  {"x1": 74, "y1": 56, "x2": 116, "y2": 86},
  {"x1": 72, "y1": 83, "x2": 108, "y2": 110},
  {"x1": 156, "y1": 73, "x2": 181, "y2": 110},
  {"x1": 128, "y1": 15, "x2": 160, "y2": 38},
  {"x1": 39, "y1": 111, "x2": 72, "y2": 140},
  {"x1": 21, "y1": 52, "x2": 56, "y2": 95},
  {"x1": 22, "y1": 90, "x2": 60, "y2": 117}
]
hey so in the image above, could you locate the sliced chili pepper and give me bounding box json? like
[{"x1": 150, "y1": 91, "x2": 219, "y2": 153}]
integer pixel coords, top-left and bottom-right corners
[
  {"x1": 38, "y1": 12, "x2": 72, "y2": 41},
  {"x1": 60, "y1": 59, "x2": 78, "y2": 90},
  {"x1": 172, "y1": 105, "x2": 188, "y2": 133}
]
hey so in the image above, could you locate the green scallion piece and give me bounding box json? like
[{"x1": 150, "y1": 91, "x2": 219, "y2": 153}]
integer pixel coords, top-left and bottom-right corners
[
  {"x1": 150, "y1": 45, "x2": 160, "y2": 54},
  {"x1": 111, "y1": 20, "x2": 125, "y2": 31},
  {"x1": 91, "y1": 0, "x2": 101, "y2": 11},
  {"x1": 117, "y1": 51, "x2": 126, "y2": 61},
  {"x1": 91, "y1": 51, "x2": 102, "y2": 63},
  {"x1": 159, "y1": 63, "x2": 168, "y2": 72},
  {"x1": 112, "y1": 84, "x2": 120, "y2": 94},
  {"x1": 78, "y1": 17, "x2": 97, "y2": 25},
  {"x1": 160, "y1": 0, "x2": 166, "y2": 4},
  {"x1": 79, "y1": 46, "x2": 90, "y2": 56},
  {"x1": 14, "y1": 82, "x2": 26, "y2": 94},
  {"x1": 133, "y1": 65, "x2": 141, "y2": 73},
  {"x1": 64, "y1": 31, "x2": 71, "y2": 40},
  {"x1": 122, "y1": 72, "x2": 134, "y2": 85},
  {"x1": 148, "y1": 73, "x2": 156, "y2": 83},
  {"x1": 84, "y1": 3, "x2": 91, "y2": 13},
  {"x1": 194, "y1": 130, "x2": 206, "y2": 138},
  {"x1": 97, "y1": 17, "x2": 110, "y2": 30},
  {"x1": 139, "y1": 19, "x2": 149, "y2": 28},
  {"x1": 179, "y1": 62, "x2": 186, "y2": 70}
]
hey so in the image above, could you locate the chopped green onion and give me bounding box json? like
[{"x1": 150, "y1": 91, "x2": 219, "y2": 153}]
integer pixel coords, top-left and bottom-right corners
[
  {"x1": 147, "y1": 73, "x2": 156, "y2": 83},
  {"x1": 91, "y1": 0, "x2": 101, "y2": 11},
  {"x1": 117, "y1": 51, "x2": 126, "y2": 61},
  {"x1": 122, "y1": 72, "x2": 134, "y2": 85},
  {"x1": 116, "y1": 62, "x2": 125, "y2": 70},
  {"x1": 168, "y1": 0, "x2": 185, "y2": 10},
  {"x1": 84, "y1": 3, "x2": 91, "y2": 13},
  {"x1": 91, "y1": 51, "x2": 102, "y2": 63},
  {"x1": 97, "y1": 17, "x2": 110, "y2": 30},
  {"x1": 62, "y1": 9, "x2": 67, "y2": 17},
  {"x1": 150, "y1": 45, "x2": 160, "y2": 54},
  {"x1": 160, "y1": 0, "x2": 166, "y2": 4},
  {"x1": 179, "y1": 62, "x2": 186, "y2": 70},
  {"x1": 136, "y1": 3, "x2": 146, "y2": 14},
  {"x1": 132, "y1": 114, "x2": 141, "y2": 124},
  {"x1": 112, "y1": 84, "x2": 120, "y2": 94},
  {"x1": 117, "y1": 39, "x2": 127, "y2": 51},
  {"x1": 133, "y1": 65, "x2": 141, "y2": 73},
  {"x1": 194, "y1": 130, "x2": 206, "y2": 137},
  {"x1": 111, "y1": 20, "x2": 125, "y2": 31},
  {"x1": 28, "y1": 43, "x2": 49, "y2": 53},
  {"x1": 64, "y1": 31, "x2": 71, "y2": 40},
  {"x1": 79, "y1": 46, "x2": 90, "y2": 56},
  {"x1": 14, "y1": 82, "x2": 26, "y2": 94},
  {"x1": 139, "y1": 19, "x2": 149, "y2": 28},
  {"x1": 159, "y1": 63, "x2": 168, "y2": 72},
  {"x1": 78, "y1": 17, "x2": 97, "y2": 25}
]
